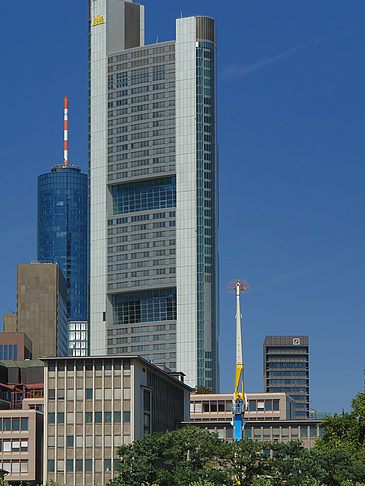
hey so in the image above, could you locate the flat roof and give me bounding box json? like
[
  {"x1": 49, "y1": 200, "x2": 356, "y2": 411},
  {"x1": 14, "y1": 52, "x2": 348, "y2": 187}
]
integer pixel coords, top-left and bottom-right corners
[
  {"x1": 0, "y1": 360, "x2": 44, "y2": 368},
  {"x1": 40, "y1": 355, "x2": 192, "y2": 391}
]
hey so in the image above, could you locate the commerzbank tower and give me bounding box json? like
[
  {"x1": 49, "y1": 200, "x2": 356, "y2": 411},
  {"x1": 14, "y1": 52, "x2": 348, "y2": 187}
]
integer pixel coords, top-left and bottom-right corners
[{"x1": 88, "y1": 0, "x2": 219, "y2": 391}]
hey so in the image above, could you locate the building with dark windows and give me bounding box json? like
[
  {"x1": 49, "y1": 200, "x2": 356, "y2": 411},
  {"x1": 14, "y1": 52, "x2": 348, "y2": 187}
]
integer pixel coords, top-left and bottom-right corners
[
  {"x1": 38, "y1": 163, "x2": 88, "y2": 356},
  {"x1": 3, "y1": 264, "x2": 68, "y2": 359},
  {"x1": 89, "y1": 0, "x2": 218, "y2": 391},
  {"x1": 263, "y1": 336, "x2": 309, "y2": 418},
  {"x1": 41, "y1": 355, "x2": 191, "y2": 486}
]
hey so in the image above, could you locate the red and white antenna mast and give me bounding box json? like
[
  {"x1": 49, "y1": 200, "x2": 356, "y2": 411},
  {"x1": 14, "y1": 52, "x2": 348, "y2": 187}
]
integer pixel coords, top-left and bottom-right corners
[{"x1": 63, "y1": 96, "x2": 69, "y2": 166}]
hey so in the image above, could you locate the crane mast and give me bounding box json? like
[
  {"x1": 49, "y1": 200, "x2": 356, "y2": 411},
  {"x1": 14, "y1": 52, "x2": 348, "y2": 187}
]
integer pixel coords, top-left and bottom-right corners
[{"x1": 228, "y1": 279, "x2": 249, "y2": 441}]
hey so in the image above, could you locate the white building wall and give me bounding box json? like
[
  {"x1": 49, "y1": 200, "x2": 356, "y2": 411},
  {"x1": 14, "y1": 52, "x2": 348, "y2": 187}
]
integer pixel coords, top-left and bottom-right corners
[
  {"x1": 90, "y1": 0, "x2": 108, "y2": 355},
  {"x1": 175, "y1": 17, "x2": 198, "y2": 388}
]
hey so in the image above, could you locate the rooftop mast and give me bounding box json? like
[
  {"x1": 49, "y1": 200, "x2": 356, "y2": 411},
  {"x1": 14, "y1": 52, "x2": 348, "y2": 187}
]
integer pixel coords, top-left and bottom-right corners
[{"x1": 64, "y1": 96, "x2": 69, "y2": 166}]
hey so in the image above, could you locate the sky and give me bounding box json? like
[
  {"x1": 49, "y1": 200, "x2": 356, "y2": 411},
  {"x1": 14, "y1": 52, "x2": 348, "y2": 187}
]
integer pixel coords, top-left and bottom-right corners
[{"x1": 1, "y1": 1, "x2": 364, "y2": 414}]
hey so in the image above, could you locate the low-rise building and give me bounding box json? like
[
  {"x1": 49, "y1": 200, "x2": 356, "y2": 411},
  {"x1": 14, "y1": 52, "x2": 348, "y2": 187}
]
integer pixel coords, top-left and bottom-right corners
[
  {"x1": 188, "y1": 392, "x2": 323, "y2": 447},
  {"x1": 42, "y1": 355, "x2": 191, "y2": 486},
  {"x1": 0, "y1": 409, "x2": 43, "y2": 484},
  {"x1": 0, "y1": 333, "x2": 32, "y2": 361}
]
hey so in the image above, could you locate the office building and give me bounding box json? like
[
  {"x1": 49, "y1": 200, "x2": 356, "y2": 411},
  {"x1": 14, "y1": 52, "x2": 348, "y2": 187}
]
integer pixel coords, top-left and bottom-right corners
[
  {"x1": 188, "y1": 392, "x2": 322, "y2": 447},
  {"x1": 89, "y1": 0, "x2": 218, "y2": 390},
  {"x1": 38, "y1": 98, "x2": 88, "y2": 356},
  {"x1": 0, "y1": 332, "x2": 32, "y2": 361},
  {"x1": 42, "y1": 355, "x2": 190, "y2": 486},
  {"x1": 3, "y1": 264, "x2": 68, "y2": 359},
  {"x1": 263, "y1": 336, "x2": 309, "y2": 418}
]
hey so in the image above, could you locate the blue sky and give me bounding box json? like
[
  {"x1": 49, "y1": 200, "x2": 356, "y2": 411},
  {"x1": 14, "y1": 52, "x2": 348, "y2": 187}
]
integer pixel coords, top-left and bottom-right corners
[{"x1": 1, "y1": 1, "x2": 364, "y2": 413}]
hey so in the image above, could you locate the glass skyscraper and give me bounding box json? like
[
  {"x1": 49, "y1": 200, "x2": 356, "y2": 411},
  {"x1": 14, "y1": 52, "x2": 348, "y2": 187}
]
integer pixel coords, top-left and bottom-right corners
[
  {"x1": 38, "y1": 164, "x2": 88, "y2": 355},
  {"x1": 89, "y1": 0, "x2": 219, "y2": 390}
]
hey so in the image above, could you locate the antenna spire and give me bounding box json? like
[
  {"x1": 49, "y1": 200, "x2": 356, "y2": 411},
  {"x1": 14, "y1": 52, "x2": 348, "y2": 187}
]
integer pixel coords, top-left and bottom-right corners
[{"x1": 64, "y1": 96, "x2": 69, "y2": 166}]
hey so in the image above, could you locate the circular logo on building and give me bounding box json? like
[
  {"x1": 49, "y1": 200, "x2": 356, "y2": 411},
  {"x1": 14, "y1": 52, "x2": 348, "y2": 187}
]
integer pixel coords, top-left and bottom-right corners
[{"x1": 293, "y1": 338, "x2": 300, "y2": 345}]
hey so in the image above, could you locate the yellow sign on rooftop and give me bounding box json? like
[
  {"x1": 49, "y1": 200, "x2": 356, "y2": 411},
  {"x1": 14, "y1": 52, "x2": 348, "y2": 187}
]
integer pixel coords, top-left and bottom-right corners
[{"x1": 92, "y1": 15, "x2": 105, "y2": 26}]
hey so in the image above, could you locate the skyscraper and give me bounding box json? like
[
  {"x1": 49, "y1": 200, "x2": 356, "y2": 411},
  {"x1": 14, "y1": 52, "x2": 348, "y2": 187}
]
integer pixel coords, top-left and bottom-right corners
[
  {"x1": 263, "y1": 336, "x2": 310, "y2": 418},
  {"x1": 3, "y1": 263, "x2": 68, "y2": 359},
  {"x1": 89, "y1": 0, "x2": 218, "y2": 390},
  {"x1": 38, "y1": 98, "x2": 88, "y2": 356}
]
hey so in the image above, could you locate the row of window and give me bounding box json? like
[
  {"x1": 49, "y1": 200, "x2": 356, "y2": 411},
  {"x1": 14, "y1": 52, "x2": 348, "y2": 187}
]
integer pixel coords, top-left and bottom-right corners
[
  {"x1": 0, "y1": 418, "x2": 28, "y2": 431},
  {"x1": 108, "y1": 211, "x2": 175, "y2": 225},
  {"x1": 47, "y1": 359, "x2": 131, "y2": 372},
  {"x1": 267, "y1": 362, "x2": 307, "y2": 368},
  {"x1": 0, "y1": 345, "x2": 18, "y2": 361},
  {"x1": 267, "y1": 379, "x2": 308, "y2": 385},
  {"x1": 245, "y1": 425, "x2": 322, "y2": 439},
  {"x1": 268, "y1": 371, "x2": 308, "y2": 376},
  {"x1": 0, "y1": 460, "x2": 28, "y2": 474},
  {"x1": 108, "y1": 322, "x2": 176, "y2": 335},
  {"x1": 0, "y1": 439, "x2": 28, "y2": 452},
  {"x1": 49, "y1": 458, "x2": 117, "y2": 473},
  {"x1": 49, "y1": 411, "x2": 130, "y2": 424}
]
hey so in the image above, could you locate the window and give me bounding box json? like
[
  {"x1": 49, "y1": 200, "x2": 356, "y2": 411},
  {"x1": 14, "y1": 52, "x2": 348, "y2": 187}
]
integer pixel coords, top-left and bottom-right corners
[
  {"x1": 86, "y1": 412, "x2": 93, "y2": 423},
  {"x1": 114, "y1": 411, "x2": 121, "y2": 423},
  {"x1": 105, "y1": 412, "x2": 112, "y2": 423},
  {"x1": 273, "y1": 400, "x2": 279, "y2": 411},
  {"x1": 265, "y1": 400, "x2": 272, "y2": 411},
  {"x1": 67, "y1": 436, "x2": 74, "y2": 447},
  {"x1": 95, "y1": 412, "x2": 102, "y2": 423},
  {"x1": 143, "y1": 389, "x2": 151, "y2": 412},
  {"x1": 48, "y1": 460, "x2": 55, "y2": 472},
  {"x1": 249, "y1": 401, "x2": 256, "y2": 411},
  {"x1": 57, "y1": 412, "x2": 65, "y2": 423},
  {"x1": 86, "y1": 459, "x2": 92, "y2": 472},
  {"x1": 21, "y1": 461, "x2": 28, "y2": 473},
  {"x1": 245, "y1": 428, "x2": 252, "y2": 438},
  {"x1": 310, "y1": 426, "x2": 317, "y2": 438},
  {"x1": 3, "y1": 440, "x2": 11, "y2": 452},
  {"x1": 105, "y1": 459, "x2": 112, "y2": 472},
  {"x1": 49, "y1": 413, "x2": 55, "y2": 424},
  {"x1": 3, "y1": 419, "x2": 11, "y2": 431},
  {"x1": 300, "y1": 427, "x2": 308, "y2": 438},
  {"x1": 67, "y1": 459, "x2": 74, "y2": 472},
  {"x1": 226, "y1": 427, "x2": 233, "y2": 439},
  {"x1": 12, "y1": 418, "x2": 20, "y2": 431},
  {"x1": 218, "y1": 402, "x2": 225, "y2": 412},
  {"x1": 86, "y1": 388, "x2": 93, "y2": 400},
  {"x1": 76, "y1": 459, "x2": 83, "y2": 472},
  {"x1": 49, "y1": 389, "x2": 55, "y2": 400},
  {"x1": 123, "y1": 411, "x2": 130, "y2": 423}
]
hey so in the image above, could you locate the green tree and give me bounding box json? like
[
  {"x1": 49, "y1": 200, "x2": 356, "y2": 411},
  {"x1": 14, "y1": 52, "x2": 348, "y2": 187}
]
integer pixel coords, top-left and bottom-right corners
[{"x1": 109, "y1": 426, "x2": 232, "y2": 486}]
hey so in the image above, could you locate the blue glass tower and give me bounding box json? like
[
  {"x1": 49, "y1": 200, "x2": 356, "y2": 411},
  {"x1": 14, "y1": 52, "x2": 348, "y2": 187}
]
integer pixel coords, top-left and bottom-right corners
[{"x1": 37, "y1": 164, "x2": 88, "y2": 355}]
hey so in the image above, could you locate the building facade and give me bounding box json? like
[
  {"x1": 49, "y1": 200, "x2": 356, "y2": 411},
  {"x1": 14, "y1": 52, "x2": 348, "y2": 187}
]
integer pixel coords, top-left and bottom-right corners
[
  {"x1": 7, "y1": 264, "x2": 68, "y2": 359},
  {"x1": 42, "y1": 355, "x2": 190, "y2": 486},
  {"x1": 0, "y1": 409, "x2": 43, "y2": 484},
  {"x1": 38, "y1": 163, "x2": 88, "y2": 356},
  {"x1": 263, "y1": 336, "x2": 309, "y2": 418},
  {"x1": 188, "y1": 392, "x2": 322, "y2": 447},
  {"x1": 89, "y1": 0, "x2": 218, "y2": 391},
  {"x1": 0, "y1": 333, "x2": 32, "y2": 361}
]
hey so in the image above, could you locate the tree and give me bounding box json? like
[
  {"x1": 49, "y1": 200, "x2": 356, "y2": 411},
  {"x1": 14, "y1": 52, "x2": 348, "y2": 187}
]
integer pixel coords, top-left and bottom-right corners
[{"x1": 109, "y1": 426, "x2": 232, "y2": 486}]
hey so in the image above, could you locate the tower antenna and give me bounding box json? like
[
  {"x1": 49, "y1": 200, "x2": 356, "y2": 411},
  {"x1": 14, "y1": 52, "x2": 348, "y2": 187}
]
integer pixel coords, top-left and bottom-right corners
[{"x1": 64, "y1": 96, "x2": 69, "y2": 166}]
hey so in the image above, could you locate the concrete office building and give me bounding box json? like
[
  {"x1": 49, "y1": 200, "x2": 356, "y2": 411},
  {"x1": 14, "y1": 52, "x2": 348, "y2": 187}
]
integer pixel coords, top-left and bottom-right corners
[
  {"x1": 42, "y1": 355, "x2": 190, "y2": 486},
  {"x1": 188, "y1": 392, "x2": 322, "y2": 447},
  {"x1": 3, "y1": 264, "x2": 68, "y2": 359},
  {"x1": 263, "y1": 336, "x2": 309, "y2": 418},
  {"x1": 89, "y1": 0, "x2": 219, "y2": 390}
]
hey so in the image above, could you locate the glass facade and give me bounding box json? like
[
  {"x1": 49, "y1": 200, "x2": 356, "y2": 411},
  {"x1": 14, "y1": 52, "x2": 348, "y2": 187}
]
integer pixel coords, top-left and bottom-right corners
[
  {"x1": 38, "y1": 165, "x2": 88, "y2": 355},
  {"x1": 111, "y1": 177, "x2": 176, "y2": 214}
]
